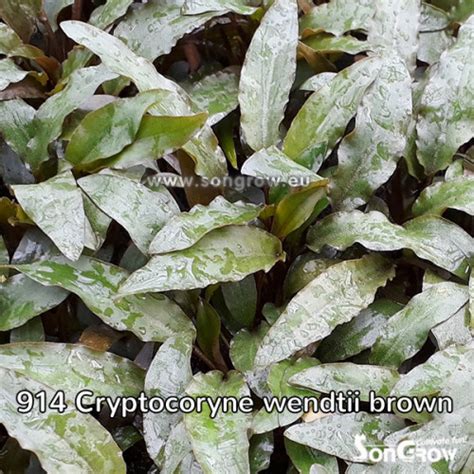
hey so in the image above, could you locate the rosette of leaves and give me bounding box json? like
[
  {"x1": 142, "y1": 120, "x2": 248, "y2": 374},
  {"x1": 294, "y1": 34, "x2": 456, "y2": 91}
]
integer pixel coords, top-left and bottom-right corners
[{"x1": 0, "y1": 0, "x2": 473, "y2": 472}]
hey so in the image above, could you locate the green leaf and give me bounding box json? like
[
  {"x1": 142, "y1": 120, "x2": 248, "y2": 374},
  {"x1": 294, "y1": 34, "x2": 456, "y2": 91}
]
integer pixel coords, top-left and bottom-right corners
[
  {"x1": 330, "y1": 55, "x2": 412, "y2": 210},
  {"x1": 12, "y1": 171, "x2": 85, "y2": 260},
  {"x1": 0, "y1": 58, "x2": 29, "y2": 91},
  {"x1": 0, "y1": 0, "x2": 41, "y2": 42},
  {"x1": 61, "y1": 20, "x2": 228, "y2": 178},
  {"x1": 416, "y1": 17, "x2": 474, "y2": 174},
  {"x1": 182, "y1": 0, "x2": 258, "y2": 15},
  {"x1": 300, "y1": 72, "x2": 336, "y2": 92},
  {"x1": 83, "y1": 193, "x2": 112, "y2": 252},
  {"x1": 303, "y1": 33, "x2": 370, "y2": 54},
  {"x1": 370, "y1": 282, "x2": 469, "y2": 367},
  {"x1": 79, "y1": 173, "x2": 179, "y2": 254},
  {"x1": 149, "y1": 196, "x2": 262, "y2": 254},
  {"x1": 0, "y1": 22, "x2": 43, "y2": 58},
  {"x1": 0, "y1": 368, "x2": 126, "y2": 473},
  {"x1": 196, "y1": 299, "x2": 225, "y2": 368},
  {"x1": 9, "y1": 317, "x2": 44, "y2": 343},
  {"x1": 284, "y1": 413, "x2": 405, "y2": 463},
  {"x1": 188, "y1": 70, "x2": 240, "y2": 126},
  {"x1": 0, "y1": 342, "x2": 144, "y2": 398},
  {"x1": 255, "y1": 255, "x2": 395, "y2": 368},
  {"x1": 412, "y1": 176, "x2": 474, "y2": 217},
  {"x1": 299, "y1": 0, "x2": 374, "y2": 36},
  {"x1": 285, "y1": 439, "x2": 338, "y2": 474},
  {"x1": 0, "y1": 273, "x2": 68, "y2": 331},
  {"x1": 230, "y1": 323, "x2": 271, "y2": 398},
  {"x1": 391, "y1": 342, "x2": 474, "y2": 421},
  {"x1": 241, "y1": 146, "x2": 325, "y2": 185},
  {"x1": 143, "y1": 334, "x2": 193, "y2": 465},
  {"x1": 0, "y1": 99, "x2": 35, "y2": 163},
  {"x1": 183, "y1": 371, "x2": 252, "y2": 473},
  {"x1": 222, "y1": 275, "x2": 258, "y2": 330},
  {"x1": 65, "y1": 90, "x2": 173, "y2": 166},
  {"x1": 272, "y1": 182, "x2": 328, "y2": 239},
  {"x1": 307, "y1": 210, "x2": 474, "y2": 279},
  {"x1": 290, "y1": 363, "x2": 400, "y2": 401},
  {"x1": 10, "y1": 256, "x2": 195, "y2": 342},
  {"x1": 27, "y1": 65, "x2": 118, "y2": 171},
  {"x1": 316, "y1": 299, "x2": 403, "y2": 362},
  {"x1": 43, "y1": 0, "x2": 74, "y2": 31},
  {"x1": 119, "y1": 225, "x2": 284, "y2": 295},
  {"x1": 109, "y1": 112, "x2": 207, "y2": 169},
  {"x1": 239, "y1": 0, "x2": 298, "y2": 151},
  {"x1": 249, "y1": 432, "x2": 273, "y2": 474},
  {"x1": 283, "y1": 57, "x2": 381, "y2": 170}
]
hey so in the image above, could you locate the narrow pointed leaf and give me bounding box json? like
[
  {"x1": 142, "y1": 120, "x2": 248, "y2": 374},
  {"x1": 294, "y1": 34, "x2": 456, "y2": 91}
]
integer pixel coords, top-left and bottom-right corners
[
  {"x1": 120, "y1": 226, "x2": 284, "y2": 295},
  {"x1": 144, "y1": 334, "x2": 193, "y2": 465},
  {"x1": 239, "y1": 0, "x2": 298, "y2": 151},
  {"x1": 79, "y1": 174, "x2": 179, "y2": 254},
  {"x1": 182, "y1": 0, "x2": 258, "y2": 15},
  {"x1": 0, "y1": 369, "x2": 126, "y2": 473},
  {"x1": 82, "y1": 193, "x2": 112, "y2": 252},
  {"x1": 10, "y1": 256, "x2": 195, "y2": 342},
  {"x1": 61, "y1": 20, "x2": 228, "y2": 178},
  {"x1": 416, "y1": 17, "x2": 474, "y2": 174},
  {"x1": 307, "y1": 210, "x2": 474, "y2": 279},
  {"x1": 0, "y1": 23, "x2": 43, "y2": 59},
  {"x1": 27, "y1": 65, "x2": 118, "y2": 171},
  {"x1": 255, "y1": 255, "x2": 395, "y2": 368},
  {"x1": 303, "y1": 34, "x2": 370, "y2": 55},
  {"x1": 412, "y1": 177, "x2": 474, "y2": 216},
  {"x1": 65, "y1": 90, "x2": 173, "y2": 166},
  {"x1": 0, "y1": 342, "x2": 144, "y2": 398},
  {"x1": 330, "y1": 56, "x2": 412, "y2": 210},
  {"x1": 241, "y1": 146, "x2": 325, "y2": 185},
  {"x1": 370, "y1": 283, "x2": 469, "y2": 367},
  {"x1": 183, "y1": 371, "x2": 252, "y2": 474},
  {"x1": 290, "y1": 363, "x2": 400, "y2": 401},
  {"x1": 284, "y1": 413, "x2": 405, "y2": 463},
  {"x1": 12, "y1": 171, "x2": 85, "y2": 260},
  {"x1": 149, "y1": 196, "x2": 262, "y2": 254},
  {"x1": 283, "y1": 57, "x2": 381, "y2": 170}
]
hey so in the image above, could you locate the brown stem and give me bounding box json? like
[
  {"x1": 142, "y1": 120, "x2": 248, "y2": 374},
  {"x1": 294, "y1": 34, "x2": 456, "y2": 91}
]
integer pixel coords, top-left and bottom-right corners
[
  {"x1": 71, "y1": 0, "x2": 83, "y2": 21},
  {"x1": 193, "y1": 346, "x2": 220, "y2": 371}
]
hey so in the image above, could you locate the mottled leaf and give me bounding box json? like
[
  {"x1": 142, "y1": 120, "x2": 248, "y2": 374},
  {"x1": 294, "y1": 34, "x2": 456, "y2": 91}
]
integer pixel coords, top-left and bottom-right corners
[
  {"x1": 432, "y1": 304, "x2": 472, "y2": 349},
  {"x1": 370, "y1": 283, "x2": 469, "y2": 367},
  {"x1": 65, "y1": 90, "x2": 173, "y2": 166},
  {"x1": 0, "y1": 369, "x2": 126, "y2": 473},
  {"x1": 183, "y1": 371, "x2": 252, "y2": 473},
  {"x1": 143, "y1": 334, "x2": 193, "y2": 465},
  {"x1": 412, "y1": 176, "x2": 474, "y2": 217},
  {"x1": 284, "y1": 413, "x2": 405, "y2": 462},
  {"x1": 290, "y1": 363, "x2": 400, "y2": 401},
  {"x1": 119, "y1": 225, "x2": 284, "y2": 295},
  {"x1": 416, "y1": 17, "x2": 474, "y2": 174},
  {"x1": 316, "y1": 299, "x2": 403, "y2": 362},
  {"x1": 255, "y1": 255, "x2": 395, "y2": 368},
  {"x1": 303, "y1": 33, "x2": 370, "y2": 54},
  {"x1": 0, "y1": 0, "x2": 41, "y2": 42},
  {"x1": 0, "y1": 59, "x2": 29, "y2": 91},
  {"x1": 299, "y1": 0, "x2": 374, "y2": 36},
  {"x1": 79, "y1": 173, "x2": 179, "y2": 254},
  {"x1": 0, "y1": 342, "x2": 144, "y2": 398},
  {"x1": 0, "y1": 22, "x2": 43, "y2": 59},
  {"x1": 330, "y1": 56, "x2": 412, "y2": 210},
  {"x1": 182, "y1": 0, "x2": 258, "y2": 15},
  {"x1": 239, "y1": 0, "x2": 298, "y2": 151},
  {"x1": 249, "y1": 432, "x2": 273, "y2": 474},
  {"x1": 12, "y1": 171, "x2": 85, "y2": 260},
  {"x1": 241, "y1": 146, "x2": 325, "y2": 185},
  {"x1": 188, "y1": 70, "x2": 240, "y2": 126},
  {"x1": 307, "y1": 210, "x2": 474, "y2": 279},
  {"x1": 283, "y1": 57, "x2": 381, "y2": 170},
  {"x1": 61, "y1": 20, "x2": 228, "y2": 178},
  {"x1": 0, "y1": 274, "x2": 68, "y2": 331},
  {"x1": 10, "y1": 256, "x2": 195, "y2": 342},
  {"x1": 285, "y1": 439, "x2": 338, "y2": 474},
  {"x1": 149, "y1": 196, "x2": 262, "y2": 254}
]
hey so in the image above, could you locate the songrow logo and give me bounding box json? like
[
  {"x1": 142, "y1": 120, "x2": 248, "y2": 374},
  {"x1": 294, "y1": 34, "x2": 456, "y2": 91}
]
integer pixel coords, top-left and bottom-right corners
[{"x1": 353, "y1": 434, "x2": 458, "y2": 464}]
